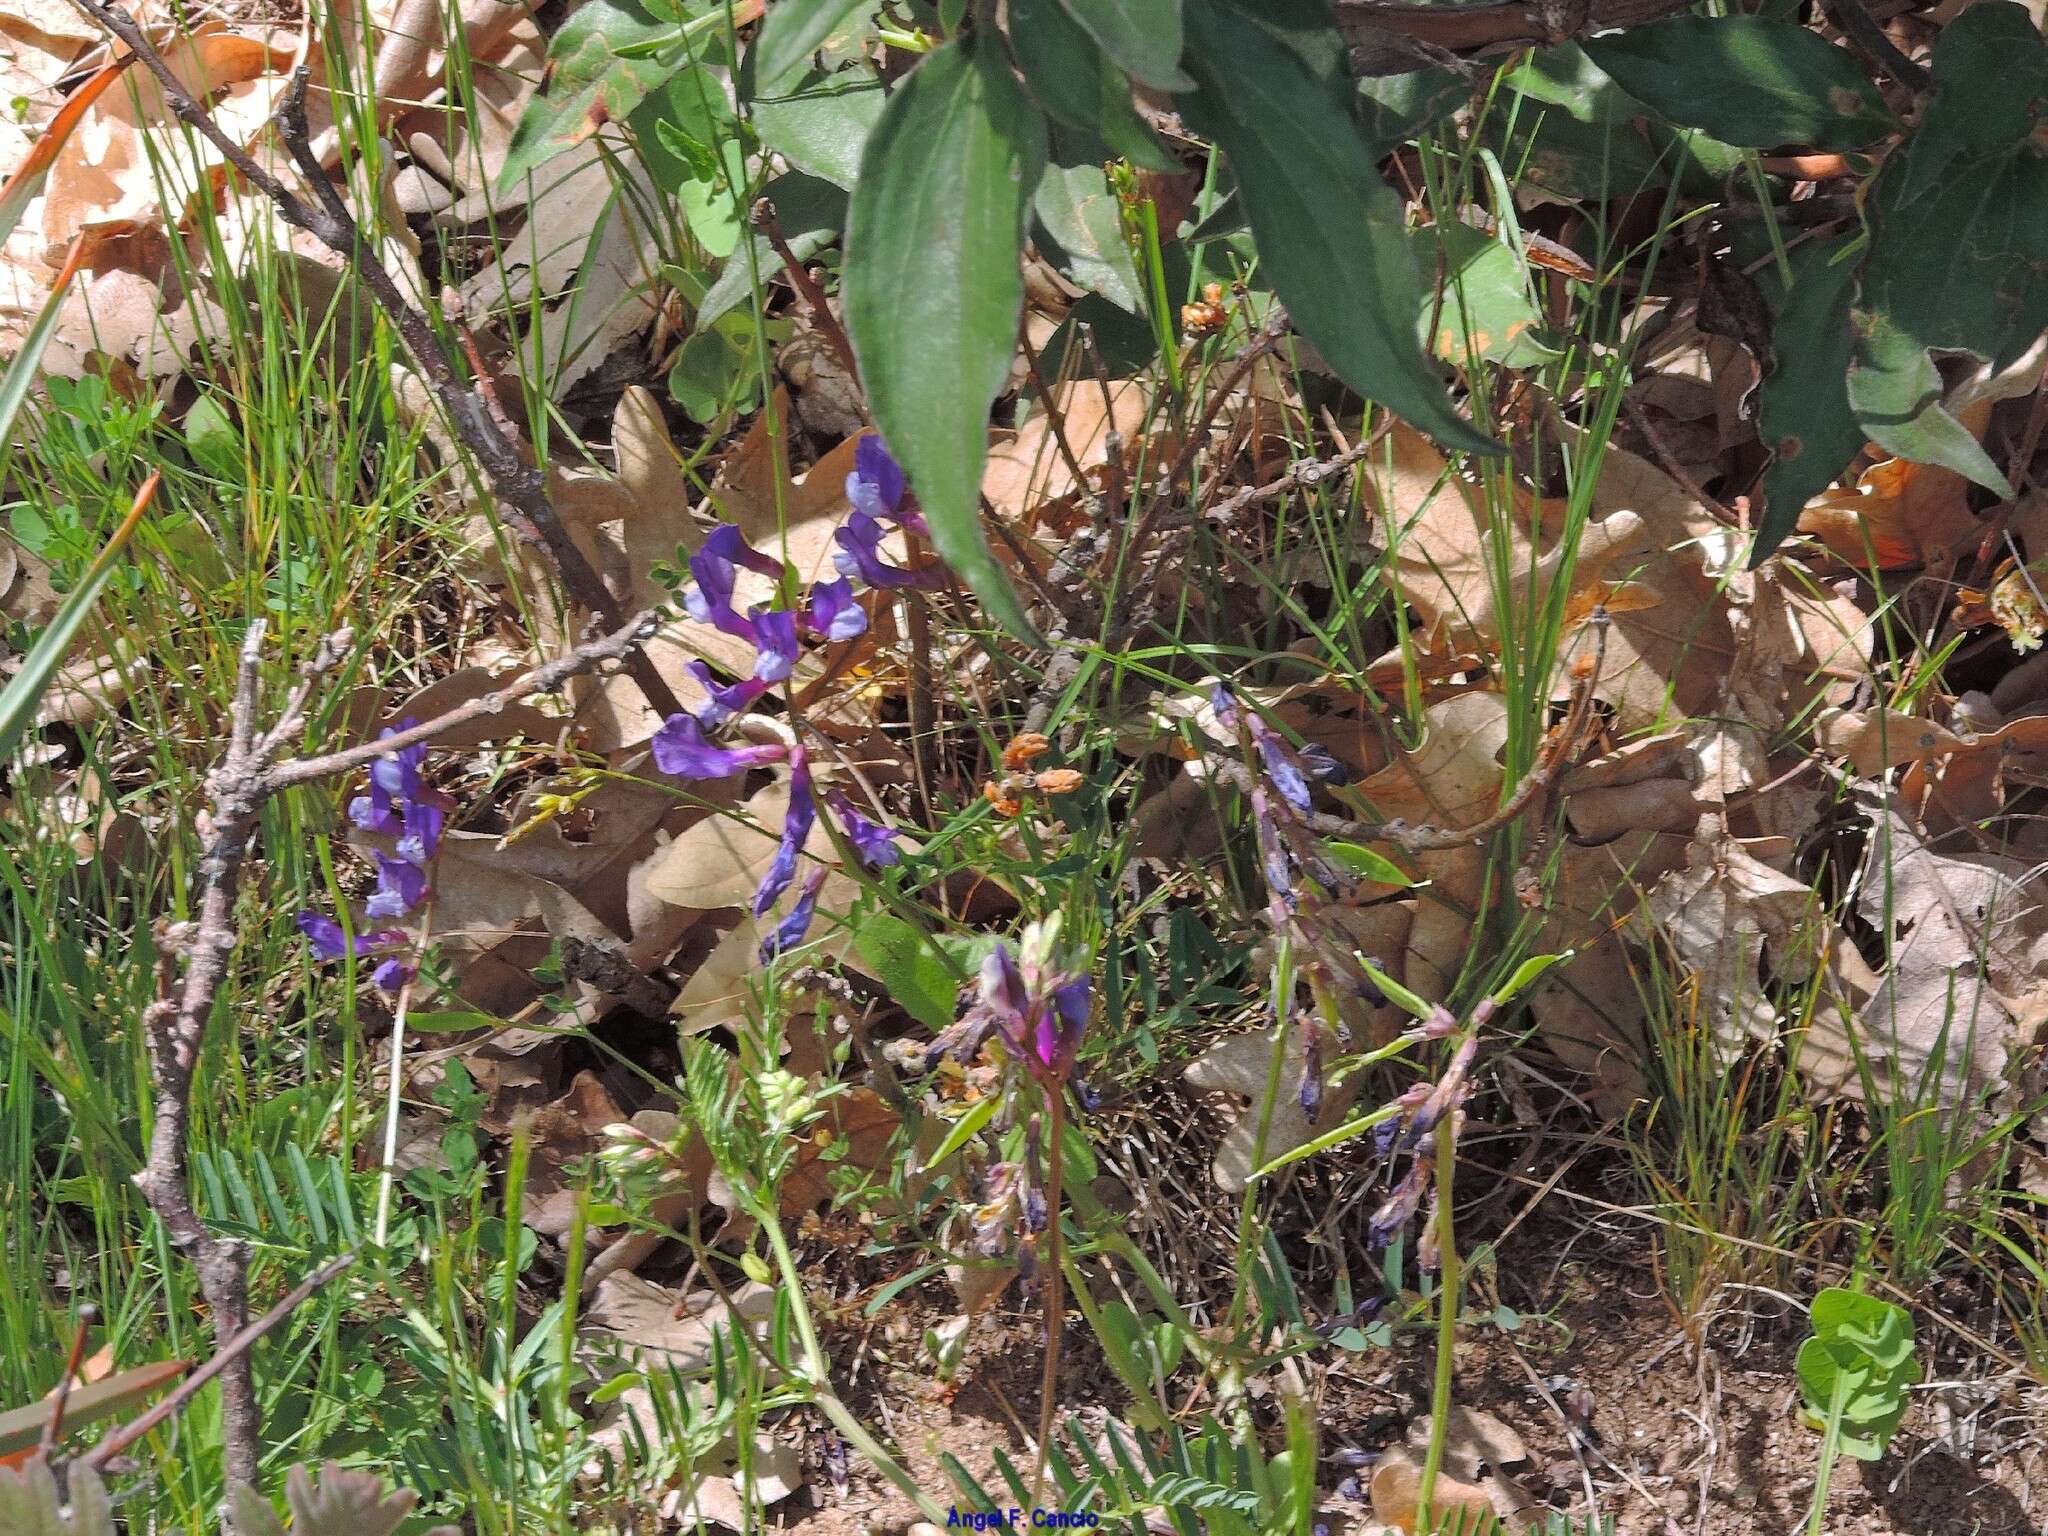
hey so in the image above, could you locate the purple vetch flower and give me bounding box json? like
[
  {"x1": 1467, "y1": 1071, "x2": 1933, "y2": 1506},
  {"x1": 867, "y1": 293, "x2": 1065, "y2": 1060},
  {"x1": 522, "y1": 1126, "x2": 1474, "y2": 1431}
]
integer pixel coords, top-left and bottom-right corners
[
  {"x1": 683, "y1": 526, "x2": 782, "y2": 643},
  {"x1": 370, "y1": 956, "x2": 414, "y2": 992},
  {"x1": 349, "y1": 782, "x2": 399, "y2": 836},
  {"x1": 397, "y1": 798, "x2": 444, "y2": 866},
  {"x1": 651, "y1": 714, "x2": 788, "y2": 780},
  {"x1": 921, "y1": 916, "x2": 1091, "y2": 1088},
  {"x1": 365, "y1": 851, "x2": 429, "y2": 920},
  {"x1": 849, "y1": 434, "x2": 906, "y2": 517},
  {"x1": 1248, "y1": 715, "x2": 1313, "y2": 817},
  {"x1": 833, "y1": 513, "x2": 941, "y2": 591},
  {"x1": 752, "y1": 746, "x2": 815, "y2": 917},
  {"x1": 297, "y1": 911, "x2": 404, "y2": 962},
  {"x1": 368, "y1": 719, "x2": 427, "y2": 801},
  {"x1": 683, "y1": 661, "x2": 772, "y2": 728},
  {"x1": 804, "y1": 577, "x2": 867, "y2": 642},
  {"x1": 826, "y1": 791, "x2": 902, "y2": 868},
  {"x1": 750, "y1": 606, "x2": 801, "y2": 683},
  {"x1": 703, "y1": 522, "x2": 786, "y2": 578},
  {"x1": 758, "y1": 866, "x2": 829, "y2": 963}
]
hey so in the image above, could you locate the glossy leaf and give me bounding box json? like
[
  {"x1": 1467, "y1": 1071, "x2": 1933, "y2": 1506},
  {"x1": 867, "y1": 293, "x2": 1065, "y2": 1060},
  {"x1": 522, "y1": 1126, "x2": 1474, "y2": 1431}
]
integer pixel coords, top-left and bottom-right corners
[
  {"x1": 1010, "y1": 0, "x2": 1177, "y2": 171},
  {"x1": 1056, "y1": 0, "x2": 1191, "y2": 90},
  {"x1": 842, "y1": 34, "x2": 1048, "y2": 640},
  {"x1": 1035, "y1": 163, "x2": 1145, "y2": 315},
  {"x1": 1584, "y1": 18, "x2": 1894, "y2": 151},
  {"x1": 750, "y1": 58, "x2": 888, "y2": 190},
  {"x1": 1753, "y1": 236, "x2": 1863, "y2": 564},
  {"x1": 753, "y1": 0, "x2": 870, "y2": 85},
  {"x1": 1178, "y1": 0, "x2": 1497, "y2": 457},
  {"x1": 499, "y1": 0, "x2": 678, "y2": 189}
]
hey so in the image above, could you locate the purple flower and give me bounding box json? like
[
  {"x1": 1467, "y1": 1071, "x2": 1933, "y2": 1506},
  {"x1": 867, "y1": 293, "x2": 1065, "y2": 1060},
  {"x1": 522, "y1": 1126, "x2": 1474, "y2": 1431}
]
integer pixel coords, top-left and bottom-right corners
[
  {"x1": 805, "y1": 577, "x2": 867, "y2": 642},
  {"x1": 298, "y1": 910, "x2": 406, "y2": 964},
  {"x1": 1248, "y1": 716, "x2": 1313, "y2": 816},
  {"x1": 834, "y1": 515, "x2": 941, "y2": 591},
  {"x1": 921, "y1": 917, "x2": 1090, "y2": 1087},
  {"x1": 684, "y1": 526, "x2": 782, "y2": 643},
  {"x1": 651, "y1": 714, "x2": 787, "y2": 779},
  {"x1": 827, "y1": 792, "x2": 902, "y2": 867},
  {"x1": 752, "y1": 747, "x2": 815, "y2": 917},
  {"x1": 850, "y1": 434, "x2": 905, "y2": 517},
  {"x1": 368, "y1": 720, "x2": 426, "y2": 802},
  {"x1": 758, "y1": 867, "x2": 828, "y2": 963},
  {"x1": 370, "y1": 957, "x2": 413, "y2": 992},
  {"x1": 348, "y1": 784, "x2": 399, "y2": 836},
  {"x1": 397, "y1": 798, "x2": 444, "y2": 866},
  {"x1": 750, "y1": 606, "x2": 801, "y2": 683},
  {"x1": 365, "y1": 852, "x2": 429, "y2": 920},
  {"x1": 683, "y1": 661, "x2": 772, "y2": 728}
]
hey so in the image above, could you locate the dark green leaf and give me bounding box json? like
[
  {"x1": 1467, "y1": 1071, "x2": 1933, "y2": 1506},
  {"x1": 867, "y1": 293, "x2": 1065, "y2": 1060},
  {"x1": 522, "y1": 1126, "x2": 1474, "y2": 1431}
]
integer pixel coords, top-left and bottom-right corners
[
  {"x1": 1753, "y1": 236, "x2": 1863, "y2": 563},
  {"x1": 698, "y1": 170, "x2": 846, "y2": 326},
  {"x1": 843, "y1": 34, "x2": 1049, "y2": 640},
  {"x1": 1848, "y1": 309, "x2": 2013, "y2": 497},
  {"x1": 500, "y1": 0, "x2": 679, "y2": 189},
  {"x1": 1356, "y1": 66, "x2": 1467, "y2": 150},
  {"x1": 1035, "y1": 163, "x2": 1145, "y2": 314},
  {"x1": 1177, "y1": 0, "x2": 1497, "y2": 456},
  {"x1": 1055, "y1": 0, "x2": 1191, "y2": 90},
  {"x1": 754, "y1": 0, "x2": 871, "y2": 84},
  {"x1": 1858, "y1": 3, "x2": 2048, "y2": 372},
  {"x1": 852, "y1": 913, "x2": 959, "y2": 1031},
  {"x1": 1010, "y1": 0, "x2": 1177, "y2": 170},
  {"x1": 1583, "y1": 18, "x2": 1895, "y2": 150},
  {"x1": 750, "y1": 59, "x2": 887, "y2": 189}
]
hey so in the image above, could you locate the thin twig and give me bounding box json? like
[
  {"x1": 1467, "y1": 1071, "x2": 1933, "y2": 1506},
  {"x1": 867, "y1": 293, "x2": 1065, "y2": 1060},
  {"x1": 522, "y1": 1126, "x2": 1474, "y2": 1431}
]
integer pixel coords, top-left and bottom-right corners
[
  {"x1": 38, "y1": 1305, "x2": 98, "y2": 1462},
  {"x1": 77, "y1": 1255, "x2": 357, "y2": 1475},
  {"x1": 750, "y1": 197, "x2": 861, "y2": 386},
  {"x1": 61, "y1": 4, "x2": 681, "y2": 718}
]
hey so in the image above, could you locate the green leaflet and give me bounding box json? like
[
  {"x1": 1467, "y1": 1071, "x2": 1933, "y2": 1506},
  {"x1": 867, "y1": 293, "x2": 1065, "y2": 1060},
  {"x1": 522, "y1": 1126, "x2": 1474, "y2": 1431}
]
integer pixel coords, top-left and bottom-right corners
[
  {"x1": 1035, "y1": 162, "x2": 1146, "y2": 315},
  {"x1": 1177, "y1": 0, "x2": 1498, "y2": 457},
  {"x1": 1847, "y1": 310, "x2": 2014, "y2": 498},
  {"x1": 750, "y1": 57, "x2": 889, "y2": 191},
  {"x1": 1010, "y1": 0, "x2": 1177, "y2": 171},
  {"x1": 842, "y1": 34, "x2": 1048, "y2": 641},
  {"x1": 1584, "y1": 17, "x2": 1894, "y2": 151},
  {"x1": 852, "y1": 913, "x2": 959, "y2": 1032},
  {"x1": 1055, "y1": 0, "x2": 1191, "y2": 90},
  {"x1": 1753, "y1": 237, "x2": 1863, "y2": 563}
]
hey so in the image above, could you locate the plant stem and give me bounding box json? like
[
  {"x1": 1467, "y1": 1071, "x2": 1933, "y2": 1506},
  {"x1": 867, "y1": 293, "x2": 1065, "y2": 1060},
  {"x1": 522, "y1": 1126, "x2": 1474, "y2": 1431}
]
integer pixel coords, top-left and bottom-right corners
[
  {"x1": 1806, "y1": 1372, "x2": 1851, "y2": 1536},
  {"x1": 1032, "y1": 1086, "x2": 1069, "y2": 1505},
  {"x1": 1416, "y1": 1105, "x2": 1461, "y2": 1527}
]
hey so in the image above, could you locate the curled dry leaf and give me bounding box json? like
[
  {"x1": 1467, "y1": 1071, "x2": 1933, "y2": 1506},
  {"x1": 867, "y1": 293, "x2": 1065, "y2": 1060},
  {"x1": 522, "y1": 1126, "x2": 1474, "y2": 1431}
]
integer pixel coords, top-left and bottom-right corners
[
  {"x1": 1402, "y1": 1406, "x2": 1530, "y2": 1480},
  {"x1": 983, "y1": 377, "x2": 1153, "y2": 533},
  {"x1": 1796, "y1": 419, "x2": 1990, "y2": 570}
]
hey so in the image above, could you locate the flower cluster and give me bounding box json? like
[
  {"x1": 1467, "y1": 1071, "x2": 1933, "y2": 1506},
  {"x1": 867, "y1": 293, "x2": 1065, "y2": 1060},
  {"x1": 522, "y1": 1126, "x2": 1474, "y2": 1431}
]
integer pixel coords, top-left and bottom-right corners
[
  {"x1": 297, "y1": 720, "x2": 447, "y2": 991},
  {"x1": 1366, "y1": 1018, "x2": 1483, "y2": 1259},
  {"x1": 653, "y1": 436, "x2": 922, "y2": 955},
  {"x1": 981, "y1": 732, "x2": 1085, "y2": 818},
  {"x1": 922, "y1": 915, "x2": 1092, "y2": 1091}
]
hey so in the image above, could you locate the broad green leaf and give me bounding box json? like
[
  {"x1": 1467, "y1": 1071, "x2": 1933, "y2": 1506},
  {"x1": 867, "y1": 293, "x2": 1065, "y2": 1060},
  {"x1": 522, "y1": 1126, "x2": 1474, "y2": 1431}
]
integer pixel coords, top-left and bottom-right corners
[
  {"x1": 1496, "y1": 45, "x2": 1743, "y2": 200},
  {"x1": 1356, "y1": 956, "x2": 1434, "y2": 1022},
  {"x1": 1356, "y1": 67, "x2": 1466, "y2": 150},
  {"x1": 1034, "y1": 163, "x2": 1145, "y2": 315},
  {"x1": 1010, "y1": 0, "x2": 1177, "y2": 171},
  {"x1": 632, "y1": 67, "x2": 750, "y2": 256},
  {"x1": 1753, "y1": 236, "x2": 1862, "y2": 564},
  {"x1": 1422, "y1": 222, "x2": 1560, "y2": 368},
  {"x1": 182, "y1": 394, "x2": 242, "y2": 480},
  {"x1": 1847, "y1": 310, "x2": 2014, "y2": 498},
  {"x1": 842, "y1": 34, "x2": 1048, "y2": 640},
  {"x1": 499, "y1": 0, "x2": 680, "y2": 190},
  {"x1": 1055, "y1": 0, "x2": 1191, "y2": 90},
  {"x1": 1177, "y1": 0, "x2": 1498, "y2": 458},
  {"x1": 1323, "y1": 842, "x2": 1414, "y2": 886},
  {"x1": 697, "y1": 171, "x2": 846, "y2": 327},
  {"x1": 750, "y1": 59, "x2": 887, "y2": 189},
  {"x1": 1584, "y1": 18, "x2": 1894, "y2": 150},
  {"x1": 852, "y1": 912, "x2": 959, "y2": 1031},
  {"x1": 1855, "y1": 4, "x2": 2048, "y2": 411},
  {"x1": 753, "y1": 0, "x2": 871, "y2": 85}
]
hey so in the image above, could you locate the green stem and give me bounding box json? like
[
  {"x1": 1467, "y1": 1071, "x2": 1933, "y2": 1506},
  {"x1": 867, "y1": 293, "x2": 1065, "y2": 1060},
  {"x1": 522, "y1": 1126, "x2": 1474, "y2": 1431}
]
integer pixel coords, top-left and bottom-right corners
[
  {"x1": 1032, "y1": 1088, "x2": 1069, "y2": 1504},
  {"x1": 761, "y1": 1208, "x2": 952, "y2": 1526},
  {"x1": 1416, "y1": 1107, "x2": 1461, "y2": 1528},
  {"x1": 1806, "y1": 1372, "x2": 1851, "y2": 1536}
]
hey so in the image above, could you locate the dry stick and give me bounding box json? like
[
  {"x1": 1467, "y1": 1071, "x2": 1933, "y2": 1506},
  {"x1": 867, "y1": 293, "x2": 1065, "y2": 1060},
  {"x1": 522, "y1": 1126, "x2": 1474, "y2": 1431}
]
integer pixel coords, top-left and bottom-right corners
[
  {"x1": 77, "y1": 1254, "x2": 358, "y2": 1476},
  {"x1": 62, "y1": 2, "x2": 682, "y2": 719},
  {"x1": 1334, "y1": 0, "x2": 1692, "y2": 48},
  {"x1": 38, "y1": 1305, "x2": 99, "y2": 1462},
  {"x1": 751, "y1": 197, "x2": 860, "y2": 385},
  {"x1": 110, "y1": 613, "x2": 654, "y2": 1509}
]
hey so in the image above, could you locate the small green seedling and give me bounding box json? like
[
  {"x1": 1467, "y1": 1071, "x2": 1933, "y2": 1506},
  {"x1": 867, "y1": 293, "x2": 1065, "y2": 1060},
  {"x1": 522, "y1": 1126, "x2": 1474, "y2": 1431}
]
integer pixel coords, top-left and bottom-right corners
[{"x1": 1797, "y1": 1288, "x2": 1920, "y2": 1534}]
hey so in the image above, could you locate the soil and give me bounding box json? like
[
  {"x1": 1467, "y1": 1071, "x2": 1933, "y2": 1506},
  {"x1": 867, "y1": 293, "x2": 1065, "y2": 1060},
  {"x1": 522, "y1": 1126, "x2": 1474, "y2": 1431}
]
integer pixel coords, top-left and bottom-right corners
[{"x1": 764, "y1": 1219, "x2": 2048, "y2": 1536}]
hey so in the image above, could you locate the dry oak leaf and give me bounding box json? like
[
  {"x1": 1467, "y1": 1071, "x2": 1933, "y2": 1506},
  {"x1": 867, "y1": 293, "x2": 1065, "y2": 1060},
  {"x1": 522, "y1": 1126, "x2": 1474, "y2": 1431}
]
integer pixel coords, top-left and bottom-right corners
[
  {"x1": 1183, "y1": 1024, "x2": 1360, "y2": 1193},
  {"x1": 1403, "y1": 1407, "x2": 1530, "y2": 1480},
  {"x1": 1370, "y1": 1446, "x2": 1532, "y2": 1534},
  {"x1": 1903, "y1": 713, "x2": 2048, "y2": 844},
  {"x1": 983, "y1": 377, "x2": 1153, "y2": 531},
  {"x1": 1796, "y1": 414, "x2": 1992, "y2": 571},
  {"x1": 1820, "y1": 707, "x2": 1972, "y2": 777}
]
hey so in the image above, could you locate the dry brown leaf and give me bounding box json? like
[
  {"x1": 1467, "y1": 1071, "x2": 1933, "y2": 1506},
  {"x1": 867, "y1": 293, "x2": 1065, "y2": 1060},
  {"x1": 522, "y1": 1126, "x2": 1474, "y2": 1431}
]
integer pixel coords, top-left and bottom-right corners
[
  {"x1": 1797, "y1": 448, "x2": 1987, "y2": 570},
  {"x1": 1183, "y1": 1025, "x2": 1359, "y2": 1193},
  {"x1": 641, "y1": 771, "x2": 830, "y2": 912},
  {"x1": 1370, "y1": 1446, "x2": 1529, "y2": 1534},
  {"x1": 983, "y1": 378, "x2": 1152, "y2": 528},
  {"x1": 1403, "y1": 1406, "x2": 1530, "y2": 1479},
  {"x1": 1820, "y1": 707, "x2": 1971, "y2": 776}
]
